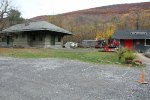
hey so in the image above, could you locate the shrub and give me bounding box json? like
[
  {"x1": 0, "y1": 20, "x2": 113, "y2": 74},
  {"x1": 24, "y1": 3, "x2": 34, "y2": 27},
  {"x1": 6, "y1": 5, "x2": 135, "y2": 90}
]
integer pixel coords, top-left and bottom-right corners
[
  {"x1": 115, "y1": 48, "x2": 127, "y2": 61},
  {"x1": 123, "y1": 48, "x2": 136, "y2": 64},
  {"x1": 116, "y1": 48, "x2": 136, "y2": 64},
  {"x1": 124, "y1": 51, "x2": 136, "y2": 60}
]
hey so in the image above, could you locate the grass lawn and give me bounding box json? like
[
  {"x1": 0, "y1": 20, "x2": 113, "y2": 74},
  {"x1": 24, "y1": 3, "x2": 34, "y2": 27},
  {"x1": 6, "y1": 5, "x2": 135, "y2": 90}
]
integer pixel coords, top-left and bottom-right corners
[{"x1": 0, "y1": 48, "x2": 123, "y2": 64}]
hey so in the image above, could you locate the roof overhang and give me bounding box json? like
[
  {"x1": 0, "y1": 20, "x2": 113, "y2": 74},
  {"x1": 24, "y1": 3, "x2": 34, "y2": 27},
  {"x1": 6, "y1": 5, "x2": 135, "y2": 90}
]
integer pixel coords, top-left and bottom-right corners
[{"x1": 1, "y1": 21, "x2": 73, "y2": 35}]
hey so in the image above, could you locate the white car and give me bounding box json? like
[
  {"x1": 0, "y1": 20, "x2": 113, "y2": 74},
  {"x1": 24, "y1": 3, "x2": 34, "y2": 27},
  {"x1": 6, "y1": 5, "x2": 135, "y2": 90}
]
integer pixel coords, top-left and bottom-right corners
[{"x1": 64, "y1": 42, "x2": 78, "y2": 48}]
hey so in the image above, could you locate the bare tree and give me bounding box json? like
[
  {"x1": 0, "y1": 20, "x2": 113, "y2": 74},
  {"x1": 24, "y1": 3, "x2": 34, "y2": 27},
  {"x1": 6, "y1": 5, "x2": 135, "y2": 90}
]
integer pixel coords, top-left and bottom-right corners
[
  {"x1": 0, "y1": 0, "x2": 11, "y2": 30},
  {"x1": 129, "y1": 8, "x2": 148, "y2": 30}
]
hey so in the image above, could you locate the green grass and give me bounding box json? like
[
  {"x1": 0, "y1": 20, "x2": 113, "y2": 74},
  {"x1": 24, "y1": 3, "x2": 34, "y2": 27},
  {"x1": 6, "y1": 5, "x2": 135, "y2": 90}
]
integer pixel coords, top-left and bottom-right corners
[{"x1": 0, "y1": 48, "x2": 123, "y2": 64}]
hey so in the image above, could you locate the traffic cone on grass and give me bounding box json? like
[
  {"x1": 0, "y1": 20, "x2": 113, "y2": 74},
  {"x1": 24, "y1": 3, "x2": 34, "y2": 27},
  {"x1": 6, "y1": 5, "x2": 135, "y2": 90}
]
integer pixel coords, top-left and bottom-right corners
[{"x1": 138, "y1": 69, "x2": 148, "y2": 84}]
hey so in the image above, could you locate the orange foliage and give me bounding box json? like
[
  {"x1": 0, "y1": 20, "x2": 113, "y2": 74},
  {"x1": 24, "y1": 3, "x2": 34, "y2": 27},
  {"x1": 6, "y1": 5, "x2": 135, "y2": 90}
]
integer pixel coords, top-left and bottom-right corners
[{"x1": 96, "y1": 25, "x2": 115, "y2": 40}]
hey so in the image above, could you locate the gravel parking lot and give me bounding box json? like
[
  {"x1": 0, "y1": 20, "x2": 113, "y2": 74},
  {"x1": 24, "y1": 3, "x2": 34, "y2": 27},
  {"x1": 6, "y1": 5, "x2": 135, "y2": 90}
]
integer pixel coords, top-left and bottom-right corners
[{"x1": 0, "y1": 57, "x2": 150, "y2": 100}]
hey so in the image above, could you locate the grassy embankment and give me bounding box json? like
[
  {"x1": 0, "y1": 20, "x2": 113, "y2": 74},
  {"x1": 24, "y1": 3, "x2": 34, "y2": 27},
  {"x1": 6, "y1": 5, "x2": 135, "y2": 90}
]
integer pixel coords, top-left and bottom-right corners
[{"x1": 0, "y1": 48, "x2": 123, "y2": 64}]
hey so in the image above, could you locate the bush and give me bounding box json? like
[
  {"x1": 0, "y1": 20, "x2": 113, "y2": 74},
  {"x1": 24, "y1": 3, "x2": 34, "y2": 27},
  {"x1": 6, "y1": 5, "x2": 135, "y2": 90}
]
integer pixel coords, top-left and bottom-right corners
[
  {"x1": 116, "y1": 48, "x2": 136, "y2": 64},
  {"x1": 124, "y1": 51, "x2": 136, "y2": 60},
  {"x1": 123, "y1": 48, "x2": 136, "y2": 64},
  {"x1": 115, "y1": 48, "x2": 126, "y2": 61}
]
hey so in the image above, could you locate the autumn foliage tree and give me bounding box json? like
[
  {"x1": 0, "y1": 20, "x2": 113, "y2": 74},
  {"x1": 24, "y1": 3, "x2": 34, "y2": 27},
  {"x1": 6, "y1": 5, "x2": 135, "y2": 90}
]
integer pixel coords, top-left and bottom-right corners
[
  {"x1": 96, "y1": 24, "x2": 116, "y2": 40},
  {"x1": 129, "y1": 8, "x2": 148, "y2": 30},
  {"x1": 46, "y1": 5, "x2": 150, "y2": 44},
  {"x1": 115, "y1": 8, "x2": 150, "y2": 30}
]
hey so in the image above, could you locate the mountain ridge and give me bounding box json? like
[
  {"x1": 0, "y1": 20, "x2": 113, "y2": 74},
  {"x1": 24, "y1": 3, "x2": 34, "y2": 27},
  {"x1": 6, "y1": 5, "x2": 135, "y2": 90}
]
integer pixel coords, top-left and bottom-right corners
[{"x1": 30, "y1": 2, "x2": 150, "y2": 21}]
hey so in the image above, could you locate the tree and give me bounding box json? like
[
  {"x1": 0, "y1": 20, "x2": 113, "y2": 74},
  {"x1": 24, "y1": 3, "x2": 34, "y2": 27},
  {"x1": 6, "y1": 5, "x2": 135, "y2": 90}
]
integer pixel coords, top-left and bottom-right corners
[
  {"x1": 48, "y1": 15, "x2": 63, "y2": 27},
  {"x1": 0, "y1": 0, "x2": 10, "y2": 30},
  {"x1": 0, "y1": 0, "x2": 24, "y2": 30},
  {"x1": 129, "y1": 8, "x2": 148, "y2": 30},
  {"x1": 96, "y1": 24, "x2": 116, "y2": 40},
  {"x1": 7, "y1": 9, "x2": 25, "y2": 26}
]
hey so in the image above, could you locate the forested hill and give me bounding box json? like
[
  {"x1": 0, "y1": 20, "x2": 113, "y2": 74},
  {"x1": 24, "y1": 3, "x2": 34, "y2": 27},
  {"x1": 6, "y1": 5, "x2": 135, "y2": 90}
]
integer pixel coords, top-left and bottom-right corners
[
  {"x1": 62, "y1": 2, "x2": 150, "y2": 15},
  {"x1": 30, "y1": 2, "x2": 150, "y2": 42},
  {"x1": 30, "y1": 2, "x2": 150, "y2": 21}
]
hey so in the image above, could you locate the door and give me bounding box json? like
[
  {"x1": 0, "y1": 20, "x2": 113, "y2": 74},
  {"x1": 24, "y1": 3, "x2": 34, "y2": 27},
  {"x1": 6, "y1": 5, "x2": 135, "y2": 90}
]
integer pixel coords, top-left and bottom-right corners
[
  {"x1": 28, "y1": 33, "x2": 37, "y2": 47},
  {"x1": 7, "y1": 36, "x2": 13, "y2": 47},
  {"x1": 51, "y1": 35, "x2": 55, "y2": 45},
  {"x1": 124, "y1": 39, "x2": 133, "y2": 49},
  {"x1": 135, "y1": 39, "x2": 145, "y2": 52}
]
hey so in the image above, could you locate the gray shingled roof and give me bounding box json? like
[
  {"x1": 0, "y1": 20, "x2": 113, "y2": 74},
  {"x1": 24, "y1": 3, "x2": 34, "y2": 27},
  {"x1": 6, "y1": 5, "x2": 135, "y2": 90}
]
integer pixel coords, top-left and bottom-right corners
[
  {"x1": 1, "y1": 21, "x2": 72, "y2": 35},
  {"x1": 112, "y1": 30, "x2": 150, "y2": 39}
]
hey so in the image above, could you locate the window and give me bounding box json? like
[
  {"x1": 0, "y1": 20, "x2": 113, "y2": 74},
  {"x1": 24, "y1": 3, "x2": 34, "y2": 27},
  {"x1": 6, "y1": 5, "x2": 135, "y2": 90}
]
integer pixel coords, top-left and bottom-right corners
[{"x1": 145, "y1": 39, "x2": 150, "y2": 46}]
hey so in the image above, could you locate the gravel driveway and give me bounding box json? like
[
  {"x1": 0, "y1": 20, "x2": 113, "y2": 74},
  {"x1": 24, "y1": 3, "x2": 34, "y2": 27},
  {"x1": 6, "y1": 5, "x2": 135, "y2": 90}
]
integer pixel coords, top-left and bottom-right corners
[{"x1": 0, "y1": 57, "x2": 150, "y2": 100}]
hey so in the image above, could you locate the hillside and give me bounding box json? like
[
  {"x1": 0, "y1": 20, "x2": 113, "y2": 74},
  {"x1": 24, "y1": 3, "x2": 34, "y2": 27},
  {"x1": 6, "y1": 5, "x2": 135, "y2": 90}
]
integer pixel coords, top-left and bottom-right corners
[
  {"x1": 29, "y1": 2, "x2": 150, "y2": 42},
  {"x1": 30, "y1": 2, "x2": 150, "y2": 21}
]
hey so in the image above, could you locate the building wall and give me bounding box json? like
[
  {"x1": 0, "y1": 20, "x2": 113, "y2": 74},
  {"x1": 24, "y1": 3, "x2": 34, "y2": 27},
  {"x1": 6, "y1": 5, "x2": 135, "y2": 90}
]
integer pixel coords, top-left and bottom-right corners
[
  {"x1": 133, "y1": 39, "x2": 145, "y2": 52},
  {"x1": 0, "y1": 37, "x2": 7, "y2": 46},
  {"x1": 0, "y1": 31, "x2": 64, "y2": 48},
  {"x1": 45, "y1": 34, "x2": 51, "y2": 48},
  {"x1": 13, "y1": 33, "x2": 29, "y2": 47},
  {"x1": 30, "y1": 41, "x2": 45, "y2": 48},
  {"x1": 0, "y1": 35, "x2": 14, "y2": 47},
  {"x1": 54, "y1": 35, "x2": 63, "y2": 46},
  {"x1": 45, "y1": 33, "x2": 63, "y2": 48},
  {"x1": 28, "y1": 32, "x2": 45, "y2": 48},
  {"x1": 120, "y1": 39, "x2": 149, "y2": 52}
]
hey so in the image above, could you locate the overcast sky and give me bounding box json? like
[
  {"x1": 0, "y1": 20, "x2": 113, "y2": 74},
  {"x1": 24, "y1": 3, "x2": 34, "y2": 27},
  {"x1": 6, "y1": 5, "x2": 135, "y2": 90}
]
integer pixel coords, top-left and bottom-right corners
[{"x1": 13, "y1": 0, "x2": 150, "y2": 19}]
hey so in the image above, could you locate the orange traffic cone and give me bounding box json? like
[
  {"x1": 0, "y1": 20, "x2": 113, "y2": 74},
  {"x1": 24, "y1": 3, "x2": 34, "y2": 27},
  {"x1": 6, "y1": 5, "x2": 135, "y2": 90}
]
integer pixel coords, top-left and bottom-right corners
[{"x1": 138, "y1": 69, "x2": 148, "y2": 84}]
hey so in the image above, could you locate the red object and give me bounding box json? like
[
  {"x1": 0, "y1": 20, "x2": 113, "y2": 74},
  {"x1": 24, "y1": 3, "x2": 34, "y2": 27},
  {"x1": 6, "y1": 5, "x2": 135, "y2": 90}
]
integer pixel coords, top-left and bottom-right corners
[
  {"x1": 124, "y1": 39, "x2": 133, "y2": 49},
  {"x1": 114, "y1": 41, "x2": 120, "y2": 47},
  {"x1": 103, "y1": 45, "x2": 111, "y2": 51},
  {"x1": 108, "y1": 39, "x2": 120, "y2": 48}
]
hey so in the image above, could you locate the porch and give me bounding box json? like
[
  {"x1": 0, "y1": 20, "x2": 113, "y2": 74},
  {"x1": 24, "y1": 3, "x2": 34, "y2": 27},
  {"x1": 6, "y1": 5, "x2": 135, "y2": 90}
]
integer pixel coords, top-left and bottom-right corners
[{"x1": 0, "y1": 31, "x2": 63, "y2": 48}]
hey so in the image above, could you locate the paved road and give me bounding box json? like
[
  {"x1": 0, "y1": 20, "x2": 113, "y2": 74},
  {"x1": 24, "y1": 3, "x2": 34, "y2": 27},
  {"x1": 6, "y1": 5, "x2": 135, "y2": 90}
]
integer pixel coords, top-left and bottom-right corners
[
  {"x1": 0, "y1": 57, "x2": 150, "y2": 100},
  {"x1": 137, "y1": 53, "x2": 150, "y2": 64}
]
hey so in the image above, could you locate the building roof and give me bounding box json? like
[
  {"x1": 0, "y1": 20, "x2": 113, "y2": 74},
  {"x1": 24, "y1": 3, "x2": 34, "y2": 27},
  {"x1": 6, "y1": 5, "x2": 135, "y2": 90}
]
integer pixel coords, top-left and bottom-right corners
[
  {"x1": 112, "y1": 30, "x2": 150, "y2": 39},
  {"x1": 1, "y1": 21, "x2": 72, "y2": 35}
]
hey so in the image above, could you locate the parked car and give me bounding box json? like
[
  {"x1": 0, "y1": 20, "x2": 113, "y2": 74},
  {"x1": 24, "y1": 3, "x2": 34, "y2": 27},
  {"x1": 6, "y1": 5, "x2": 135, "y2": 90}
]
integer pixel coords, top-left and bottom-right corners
[{"x1": 64, "y1": 42, "x2": 78, "y2": 48}]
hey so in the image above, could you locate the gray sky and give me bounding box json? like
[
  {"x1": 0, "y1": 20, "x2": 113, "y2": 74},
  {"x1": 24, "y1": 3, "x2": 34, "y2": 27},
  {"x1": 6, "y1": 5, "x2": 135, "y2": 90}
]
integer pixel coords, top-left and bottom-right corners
[{"x1": 13, "y1": 0, "x2": 150, "y2": 19}]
